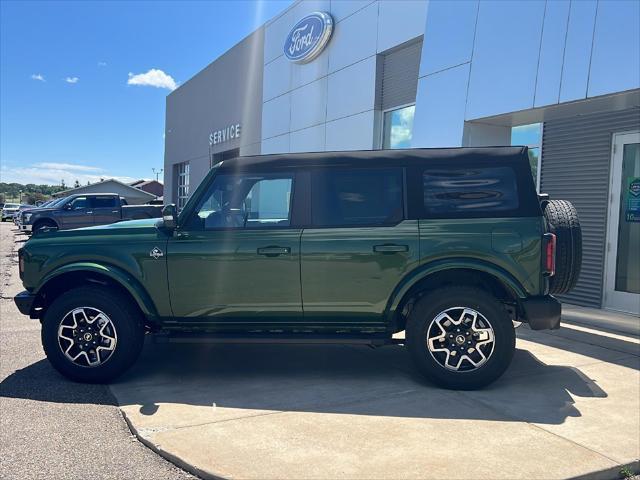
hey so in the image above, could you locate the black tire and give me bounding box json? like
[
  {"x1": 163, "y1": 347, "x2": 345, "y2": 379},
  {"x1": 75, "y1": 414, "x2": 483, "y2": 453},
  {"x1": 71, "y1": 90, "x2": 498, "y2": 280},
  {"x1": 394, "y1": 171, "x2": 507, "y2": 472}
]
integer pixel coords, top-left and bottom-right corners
[
  {"x1": 32, "y1": 219, "x2": 57, "y2": 233},
  {"x1": 406, "y1": 286, "x2": 515, "y2": 390},
  {"x1": 41, "y1": 286, "x2": 144, "y2": 383},
  {"x1": 543, "y1": 200, "x2": 582, "y2": 295}
]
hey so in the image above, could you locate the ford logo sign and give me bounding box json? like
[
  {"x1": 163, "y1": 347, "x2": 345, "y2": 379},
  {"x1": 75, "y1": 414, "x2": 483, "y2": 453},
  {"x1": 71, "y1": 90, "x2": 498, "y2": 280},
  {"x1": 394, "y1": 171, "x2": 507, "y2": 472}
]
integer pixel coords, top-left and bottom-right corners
[{"x1": 284, "y1": 11, "x2": 333, "y2": 63}]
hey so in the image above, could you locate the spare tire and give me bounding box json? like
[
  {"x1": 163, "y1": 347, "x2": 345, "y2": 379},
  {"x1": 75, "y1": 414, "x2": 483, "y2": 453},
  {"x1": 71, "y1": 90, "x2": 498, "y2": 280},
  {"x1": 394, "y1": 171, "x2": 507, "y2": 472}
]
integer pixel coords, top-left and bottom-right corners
[{"x1": 543, "y1": 200, "x2": 582, "y2": 295}]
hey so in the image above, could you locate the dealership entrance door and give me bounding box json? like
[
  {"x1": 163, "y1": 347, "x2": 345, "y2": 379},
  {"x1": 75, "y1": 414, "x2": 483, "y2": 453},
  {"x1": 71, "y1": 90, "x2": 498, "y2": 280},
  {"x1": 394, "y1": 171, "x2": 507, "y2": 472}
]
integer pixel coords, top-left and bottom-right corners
[{"x1": 603, "y1": 131, "x2": 640, "y2": 315}]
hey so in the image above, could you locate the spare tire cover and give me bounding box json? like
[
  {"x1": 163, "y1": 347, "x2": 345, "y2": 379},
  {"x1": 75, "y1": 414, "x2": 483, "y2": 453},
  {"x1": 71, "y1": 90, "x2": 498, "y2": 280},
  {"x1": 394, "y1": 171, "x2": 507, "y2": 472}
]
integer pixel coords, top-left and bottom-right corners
[{"x1": 543, "y1": 200, "x2": 582, "y2": 295}]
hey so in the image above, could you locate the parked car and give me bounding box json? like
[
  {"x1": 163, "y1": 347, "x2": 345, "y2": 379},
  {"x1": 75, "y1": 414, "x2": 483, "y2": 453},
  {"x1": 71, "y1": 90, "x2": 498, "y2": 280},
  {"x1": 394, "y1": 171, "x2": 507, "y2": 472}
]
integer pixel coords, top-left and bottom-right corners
[
  {"x1": 2, "y1": 203, "x2": 26, "y2": 221},
  {"x1": 13, "y1": 204, "x2": 35, "y2": 226},
  {"x1": 15, "y1": 147, "x2": 582, "y2": 389},
  {"x1": 16, "y1": 199, "x2": 59, "y2": 231},
  {"x1": 20, "y1": 193, "x2": 162, "y2": 233}
]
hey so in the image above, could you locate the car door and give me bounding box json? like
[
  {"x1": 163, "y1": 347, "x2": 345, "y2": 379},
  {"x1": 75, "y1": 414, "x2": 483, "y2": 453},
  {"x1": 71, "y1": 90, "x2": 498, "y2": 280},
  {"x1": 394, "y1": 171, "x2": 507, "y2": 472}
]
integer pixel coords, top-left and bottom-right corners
[
  {"x1": 91, "y1": 195, "x2": 121, "y2": 226},
  {"x1": 166, "y1": 171, "x2": 303, "y2": 327},
  {"x1": 59, "y1": 196, "x2": 93, "y2": 229},
  {"x1": 300, "y1": 167, "x2": 420, "y2": 326}
]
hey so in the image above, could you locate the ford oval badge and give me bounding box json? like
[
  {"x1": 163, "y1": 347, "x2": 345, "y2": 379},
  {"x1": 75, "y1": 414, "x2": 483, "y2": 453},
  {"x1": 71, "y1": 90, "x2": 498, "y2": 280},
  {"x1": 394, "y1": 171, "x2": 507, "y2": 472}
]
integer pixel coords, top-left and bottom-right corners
[{"x1": 284, "y1": 11, "x2": 333, "y2": 64}]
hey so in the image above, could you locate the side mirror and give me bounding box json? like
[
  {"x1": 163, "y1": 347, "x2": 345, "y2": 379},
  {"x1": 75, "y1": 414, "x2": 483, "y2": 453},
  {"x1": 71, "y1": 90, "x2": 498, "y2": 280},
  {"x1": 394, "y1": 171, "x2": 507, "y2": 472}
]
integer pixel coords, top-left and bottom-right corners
[
  {"x1": 162, "y1": 204, "x2": 177, "y2": 230},
  {"x1": 63, "y1": 203, "x2": 72, "y2": 211}
]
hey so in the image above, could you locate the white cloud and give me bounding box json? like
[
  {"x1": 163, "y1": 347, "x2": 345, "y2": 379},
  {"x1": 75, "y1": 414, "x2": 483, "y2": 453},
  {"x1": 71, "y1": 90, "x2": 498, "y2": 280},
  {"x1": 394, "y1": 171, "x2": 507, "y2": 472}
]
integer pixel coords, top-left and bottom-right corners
[
  {"x1": 65, "y1": 76, "x2": 79, "y2": 84},
  {"x1": 127, "y1": 69, "x2": 177, "y2": 91},
  {"x1": 31, "y1": 73, "x2": 45, "y2": 82},
  {"x1": 0, "y1": 162, "x2": 135, "y2": 186},
  {"x1": 97, "y1": 61, "x2": 107, "y2": 67},
  {"x1": 34, "y1": 162, "x2": 102, "y2": 172}
]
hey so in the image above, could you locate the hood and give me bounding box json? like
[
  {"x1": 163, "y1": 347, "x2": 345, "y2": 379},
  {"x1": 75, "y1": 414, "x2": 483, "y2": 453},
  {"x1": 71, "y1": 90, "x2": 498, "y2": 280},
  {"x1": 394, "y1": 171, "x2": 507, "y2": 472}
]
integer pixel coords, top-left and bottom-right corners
[
  {"x1": 32, "y1": 217, "x2": 163, "y2": 240},
  {"x1": 25, "y1": 207, "x2": 58, "y2": 214},
  {"x1": 79, "y1": 217, "x2": 161, "y2": 231}
]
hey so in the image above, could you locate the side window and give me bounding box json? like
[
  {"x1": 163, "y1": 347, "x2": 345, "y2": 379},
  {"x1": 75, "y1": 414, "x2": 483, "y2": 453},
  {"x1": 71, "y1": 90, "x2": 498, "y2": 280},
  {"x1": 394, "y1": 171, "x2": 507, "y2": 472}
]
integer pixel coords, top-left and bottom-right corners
[
  {"x1": 192, "y1": 173, "x2": 293, "y2": 230},
  {"x1": 422, "y1": 166, "x2": 519, "y2": 216},
  {"x1": 92, "y1": 196, "x2": 117, "y2": 209},
  {"x1": 311, "y1": 168, "x2": 404, "y2": 227},
  {"x1": 68, "y1": 197, "x2": 89, "y2": 210}
]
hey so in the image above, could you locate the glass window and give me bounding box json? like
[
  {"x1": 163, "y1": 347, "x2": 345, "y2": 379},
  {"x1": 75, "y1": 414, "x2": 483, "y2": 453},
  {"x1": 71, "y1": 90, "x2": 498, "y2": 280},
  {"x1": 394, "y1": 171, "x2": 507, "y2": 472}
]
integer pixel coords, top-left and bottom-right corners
[
  {"x1": 511, "y1": 123, "x2": 542, "y2": 187},
  {"x1": 92, "y1": 196, "x2": 117, "y2": 208},
  {"x1": 177, "y1": 161, "x2": 190, "y2": 210},
  {"x1": 193, "y1": 174, "x2": 293, "y2": 230},
  {"x1": 383, "y1": 105, "x2": 415, "y2": 149},
  {"x1": 615, "y1": 143, "x2": 640, "y2": 294},
  {"x1": 68, "y1": 197, "x2": 89, "y2": 210},
  {"x1": 423, "y1": 166, "x2": 519, "y2": 216},
  {"x1": 312, "y1": 168, "x2": 403, "y2": 227}
]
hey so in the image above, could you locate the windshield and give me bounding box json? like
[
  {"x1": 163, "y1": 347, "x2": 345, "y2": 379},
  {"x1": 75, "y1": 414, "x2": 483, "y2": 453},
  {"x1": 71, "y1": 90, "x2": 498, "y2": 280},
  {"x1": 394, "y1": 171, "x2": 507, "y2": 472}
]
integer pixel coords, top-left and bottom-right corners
[
  {"x1": 48, "y1": 197, "x2": 68, "y2": 207},
  {"x1": 3, "y1": 204, "x2": 19, "y2": 209}
]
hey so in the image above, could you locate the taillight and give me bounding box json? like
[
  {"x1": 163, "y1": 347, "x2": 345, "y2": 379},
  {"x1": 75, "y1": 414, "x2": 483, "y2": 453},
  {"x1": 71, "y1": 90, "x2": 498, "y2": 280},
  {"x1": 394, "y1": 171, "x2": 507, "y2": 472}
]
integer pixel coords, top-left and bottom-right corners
[{"x1": 543, "y1": 233, "x2": 556, "y2": 276}]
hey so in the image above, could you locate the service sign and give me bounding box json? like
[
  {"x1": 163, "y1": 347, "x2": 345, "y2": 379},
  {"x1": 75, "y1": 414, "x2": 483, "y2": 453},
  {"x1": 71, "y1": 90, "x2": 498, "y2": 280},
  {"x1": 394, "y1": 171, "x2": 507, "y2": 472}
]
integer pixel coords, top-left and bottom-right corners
[{"x1": 284, "y1": 12, "x2": 333, "y2": 63}]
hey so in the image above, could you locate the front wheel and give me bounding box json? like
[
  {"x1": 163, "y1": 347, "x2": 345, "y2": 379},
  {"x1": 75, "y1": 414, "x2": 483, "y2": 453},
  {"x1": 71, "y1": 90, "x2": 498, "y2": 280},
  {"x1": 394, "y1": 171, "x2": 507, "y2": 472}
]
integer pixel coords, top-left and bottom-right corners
[
  {"x1": 406, "y1": 286, "x2": 515, "y2": 390},
  {"x1": 41, "y1": 286, "x2": 145, "y2": 383}
]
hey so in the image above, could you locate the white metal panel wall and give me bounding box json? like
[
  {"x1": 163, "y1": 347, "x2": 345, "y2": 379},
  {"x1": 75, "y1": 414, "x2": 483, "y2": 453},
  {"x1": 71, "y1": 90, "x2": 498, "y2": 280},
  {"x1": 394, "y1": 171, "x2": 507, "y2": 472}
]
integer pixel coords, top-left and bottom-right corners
[{"x1": 540, "y1": 107, "x2": 640, "y2": 307}]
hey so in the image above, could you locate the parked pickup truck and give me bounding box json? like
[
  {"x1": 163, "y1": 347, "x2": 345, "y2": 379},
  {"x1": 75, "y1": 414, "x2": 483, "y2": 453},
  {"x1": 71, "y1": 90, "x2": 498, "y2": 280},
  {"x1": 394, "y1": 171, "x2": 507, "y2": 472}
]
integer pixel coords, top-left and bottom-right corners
[
  {"x1": 21, "y1": 193, "x2": 162, "y2": 233},
  {"x1": 15, "y1": 147, "x2": 582, "y2": 389}
]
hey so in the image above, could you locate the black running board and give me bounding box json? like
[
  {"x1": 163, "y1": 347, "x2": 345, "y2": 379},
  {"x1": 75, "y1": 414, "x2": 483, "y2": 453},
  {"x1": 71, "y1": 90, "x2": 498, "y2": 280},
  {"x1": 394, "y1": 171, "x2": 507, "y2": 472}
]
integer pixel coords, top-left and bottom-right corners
[{"x1": 154, "y1": 332, "x2": 404, "y2": 346}]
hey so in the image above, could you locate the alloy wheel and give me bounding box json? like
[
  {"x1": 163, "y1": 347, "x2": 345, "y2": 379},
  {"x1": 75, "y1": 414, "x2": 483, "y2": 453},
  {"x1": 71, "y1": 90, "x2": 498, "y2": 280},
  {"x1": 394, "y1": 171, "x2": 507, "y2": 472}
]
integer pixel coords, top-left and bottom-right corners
[
  {"x1": 57, "y1": 307, "x2": 118, "y2": 367},
  {"x1": 426, "y1": 306, "x2": 495, "y2": 372}
]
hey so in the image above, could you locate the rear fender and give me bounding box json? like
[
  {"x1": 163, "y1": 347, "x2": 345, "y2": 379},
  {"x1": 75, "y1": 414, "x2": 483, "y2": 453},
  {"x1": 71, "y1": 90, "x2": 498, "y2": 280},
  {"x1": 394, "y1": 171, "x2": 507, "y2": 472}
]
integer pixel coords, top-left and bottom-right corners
[{"x1": 385, "y1": 258, "x2": 528, "y2": 322}]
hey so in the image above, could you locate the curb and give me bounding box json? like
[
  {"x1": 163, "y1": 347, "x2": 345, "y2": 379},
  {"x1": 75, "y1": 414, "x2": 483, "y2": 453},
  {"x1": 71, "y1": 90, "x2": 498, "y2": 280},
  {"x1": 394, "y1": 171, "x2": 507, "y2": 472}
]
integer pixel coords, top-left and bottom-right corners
[
  {"x1": 118, "y1": 403, "x2": 639, "y2": 480},
  {"x1": 118, "y1": 408, "x2": 227, "y2": 480},
  {"x1": 567, "y1": 461, "x2": 640, "y2": 480}
]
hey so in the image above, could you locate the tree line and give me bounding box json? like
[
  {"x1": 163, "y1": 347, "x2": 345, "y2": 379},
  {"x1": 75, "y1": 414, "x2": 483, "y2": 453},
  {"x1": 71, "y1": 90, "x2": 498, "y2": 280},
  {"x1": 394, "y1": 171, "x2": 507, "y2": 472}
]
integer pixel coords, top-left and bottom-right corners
[{"x1": 0, "y1": 182, "x2": 68, "y2": 205}]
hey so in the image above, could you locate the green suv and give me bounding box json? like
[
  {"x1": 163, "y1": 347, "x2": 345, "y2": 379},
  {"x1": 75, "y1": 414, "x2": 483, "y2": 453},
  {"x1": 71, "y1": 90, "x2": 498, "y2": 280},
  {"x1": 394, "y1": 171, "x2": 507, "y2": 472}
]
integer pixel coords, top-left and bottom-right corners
[{"x1": 15, "y1": 147, "x2": 582, "y2": 389}]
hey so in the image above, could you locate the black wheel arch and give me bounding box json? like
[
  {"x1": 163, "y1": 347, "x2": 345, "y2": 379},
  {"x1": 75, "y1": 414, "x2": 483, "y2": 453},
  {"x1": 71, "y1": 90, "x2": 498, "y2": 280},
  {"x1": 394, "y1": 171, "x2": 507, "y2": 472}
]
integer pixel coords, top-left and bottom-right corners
[
  {"x1": 33, "y1": 270, "x2": 159, "y2": 331},
  {"x1": 391, "y1": 267, "x2": 521, "y2": 333}
]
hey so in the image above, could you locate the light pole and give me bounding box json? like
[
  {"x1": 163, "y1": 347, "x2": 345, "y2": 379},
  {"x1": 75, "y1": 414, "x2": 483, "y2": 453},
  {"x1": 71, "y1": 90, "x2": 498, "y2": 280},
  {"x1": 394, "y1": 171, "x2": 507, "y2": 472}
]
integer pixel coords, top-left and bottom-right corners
[{"x1": 152, "y1": 168, "x2": 163, "y2": 182}]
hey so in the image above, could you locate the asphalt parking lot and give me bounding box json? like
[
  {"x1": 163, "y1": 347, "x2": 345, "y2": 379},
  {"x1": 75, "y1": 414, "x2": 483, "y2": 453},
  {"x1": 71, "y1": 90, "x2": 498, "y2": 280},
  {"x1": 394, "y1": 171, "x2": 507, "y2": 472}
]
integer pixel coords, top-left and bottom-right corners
[
  {"x1": 1, "y1": 221, "x2": 638, "y2": 480},
  {"x1": 0, "y1": 222, "x2": 193, "y2": 480}
]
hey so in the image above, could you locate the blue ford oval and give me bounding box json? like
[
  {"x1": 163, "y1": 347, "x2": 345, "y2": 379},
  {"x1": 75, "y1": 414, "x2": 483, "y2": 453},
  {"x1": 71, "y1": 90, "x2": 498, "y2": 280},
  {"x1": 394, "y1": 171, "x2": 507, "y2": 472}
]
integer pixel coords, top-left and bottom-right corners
[{"x1": 284, "y1": 12, "x2": 333, "y2": 63}]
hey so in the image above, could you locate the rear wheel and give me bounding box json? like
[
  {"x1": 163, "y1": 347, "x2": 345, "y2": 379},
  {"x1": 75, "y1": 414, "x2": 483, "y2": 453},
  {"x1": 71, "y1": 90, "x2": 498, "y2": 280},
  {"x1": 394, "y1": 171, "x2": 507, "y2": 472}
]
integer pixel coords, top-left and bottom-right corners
[
  {"x1": 406, "y1": 286, "x2": 515, "y2": 390},
  {"x1": 543, "y1": 200, "x2": 582, "y2": 295},
  {"x1": 41, "y1": 286, "x2": 145, "y2": 383}
]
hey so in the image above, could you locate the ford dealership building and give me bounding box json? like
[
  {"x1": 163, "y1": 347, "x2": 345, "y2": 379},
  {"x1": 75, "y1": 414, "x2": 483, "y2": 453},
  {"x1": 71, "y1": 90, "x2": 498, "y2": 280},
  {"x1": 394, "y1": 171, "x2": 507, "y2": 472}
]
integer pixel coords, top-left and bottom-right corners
[{"x1": 164, "y1": 0, "x2": 640, "y2": 314}]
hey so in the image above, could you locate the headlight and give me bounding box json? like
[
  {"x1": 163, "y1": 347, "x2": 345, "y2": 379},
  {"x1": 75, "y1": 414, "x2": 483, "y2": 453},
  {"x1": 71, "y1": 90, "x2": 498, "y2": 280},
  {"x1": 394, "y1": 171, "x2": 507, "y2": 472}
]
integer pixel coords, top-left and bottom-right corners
[{"x1": 24, "y1": 213, "x2": 32, "y2": 222}]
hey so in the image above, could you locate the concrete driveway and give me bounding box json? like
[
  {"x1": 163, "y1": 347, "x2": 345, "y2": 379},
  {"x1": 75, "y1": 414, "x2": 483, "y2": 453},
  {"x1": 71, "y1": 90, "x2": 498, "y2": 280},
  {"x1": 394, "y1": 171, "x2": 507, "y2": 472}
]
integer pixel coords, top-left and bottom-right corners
[{"x1": 110, "y1": 320, "x2": 640, "y2": 479}]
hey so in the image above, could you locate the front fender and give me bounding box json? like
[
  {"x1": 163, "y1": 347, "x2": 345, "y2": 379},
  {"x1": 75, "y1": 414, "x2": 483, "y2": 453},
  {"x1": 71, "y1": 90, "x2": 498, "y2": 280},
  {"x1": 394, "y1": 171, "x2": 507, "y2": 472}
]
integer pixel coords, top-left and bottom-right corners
[
  {"x1": 34, "y1": 262, "x2": 158, "y2": 318},
  {"x1": 384, "y1": 258, "x2": 529, "y2": 322}
]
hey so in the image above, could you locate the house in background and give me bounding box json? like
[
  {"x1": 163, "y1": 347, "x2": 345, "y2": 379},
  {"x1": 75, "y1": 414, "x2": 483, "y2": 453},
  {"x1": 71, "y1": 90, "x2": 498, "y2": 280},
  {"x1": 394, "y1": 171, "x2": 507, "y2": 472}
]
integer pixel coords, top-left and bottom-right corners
[
  {"x1": 130, "y1": 179, "x2": 164, "y2": 198},
  {"x1": 52, "y1": 179, "x2": 156, "y2": 205}
]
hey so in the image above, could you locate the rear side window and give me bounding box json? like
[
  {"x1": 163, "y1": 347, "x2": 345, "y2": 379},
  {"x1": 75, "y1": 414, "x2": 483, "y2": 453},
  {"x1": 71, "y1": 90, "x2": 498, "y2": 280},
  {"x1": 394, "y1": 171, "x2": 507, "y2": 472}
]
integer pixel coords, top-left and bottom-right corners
[
  {"x1": 92, "y1": 196, "x2": 117, "y2": 208},
  {"x1": 422, "y1": 166, "x2": 519, "y2": 216},
  {"x1": 311, "y1": 168, "x2": 403, "y2": 227}
]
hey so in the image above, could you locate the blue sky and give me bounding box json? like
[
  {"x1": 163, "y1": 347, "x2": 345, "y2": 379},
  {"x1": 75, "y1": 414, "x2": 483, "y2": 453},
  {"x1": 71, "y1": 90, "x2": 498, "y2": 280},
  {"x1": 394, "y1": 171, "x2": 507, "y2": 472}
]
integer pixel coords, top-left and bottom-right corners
[{"x1": 0, "y1": 0, "x2": 291, "y2": 186}]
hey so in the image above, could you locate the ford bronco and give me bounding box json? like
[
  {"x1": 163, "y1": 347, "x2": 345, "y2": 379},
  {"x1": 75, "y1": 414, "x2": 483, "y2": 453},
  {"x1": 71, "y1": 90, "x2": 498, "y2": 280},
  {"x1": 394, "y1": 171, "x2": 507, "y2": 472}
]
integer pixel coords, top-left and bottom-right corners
[{"x1": 15, "y1": 147, "x2": 582, "y2": 389}]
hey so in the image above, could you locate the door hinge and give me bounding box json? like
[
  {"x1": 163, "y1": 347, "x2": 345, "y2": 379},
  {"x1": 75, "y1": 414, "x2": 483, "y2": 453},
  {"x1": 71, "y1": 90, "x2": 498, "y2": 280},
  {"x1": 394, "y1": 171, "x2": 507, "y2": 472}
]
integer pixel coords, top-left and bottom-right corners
[
  {"x1": 613, "y1": 143, "x2": 617, "y2": 154},
  {"x1": 607, "y1": 242, "x2": 611, "y2": 252}
]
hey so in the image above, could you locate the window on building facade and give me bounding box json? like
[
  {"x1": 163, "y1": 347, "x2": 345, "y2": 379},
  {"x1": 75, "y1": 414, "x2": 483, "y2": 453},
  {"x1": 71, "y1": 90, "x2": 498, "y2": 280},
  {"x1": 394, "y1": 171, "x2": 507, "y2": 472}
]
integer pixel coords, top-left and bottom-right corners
[
  {"x1": 511, "y1": 123, "x2": 542, "y2": 187},
  {"x1": 177, "y1": 161, "x2": 190, "y2": 210},
  {"x1": 382, "y1": 105, "x2": 415, "y2": 149}
]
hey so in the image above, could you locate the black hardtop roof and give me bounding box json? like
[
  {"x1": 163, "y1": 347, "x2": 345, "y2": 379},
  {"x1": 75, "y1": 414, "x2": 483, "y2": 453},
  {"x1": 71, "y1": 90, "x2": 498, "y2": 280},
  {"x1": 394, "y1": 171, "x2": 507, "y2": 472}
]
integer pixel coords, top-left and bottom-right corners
[{"x1": 217, "y1": 146, "x2": 529, "y2": 172}]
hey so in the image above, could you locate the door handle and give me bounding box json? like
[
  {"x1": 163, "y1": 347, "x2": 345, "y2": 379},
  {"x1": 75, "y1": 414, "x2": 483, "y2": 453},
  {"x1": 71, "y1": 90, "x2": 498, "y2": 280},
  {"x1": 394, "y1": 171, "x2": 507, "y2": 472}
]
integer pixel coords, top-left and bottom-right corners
[
  {"x1": 86, "y1": 211, "x2": 93, "y2": 214},
  {"x1": 257, "y1": 246, "x2": 291, "y2": 257},
  {"x1": 373, "y1": 244, "x2": 409, "y2": 254},
  {"x1": 111, "y1": 210, "x2": 119, "y2": 213}
]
